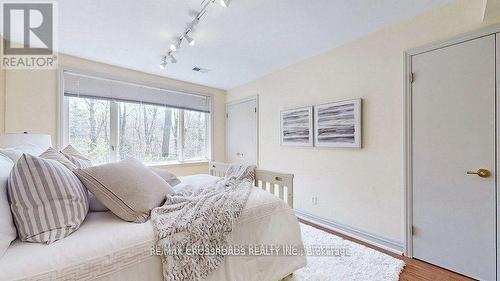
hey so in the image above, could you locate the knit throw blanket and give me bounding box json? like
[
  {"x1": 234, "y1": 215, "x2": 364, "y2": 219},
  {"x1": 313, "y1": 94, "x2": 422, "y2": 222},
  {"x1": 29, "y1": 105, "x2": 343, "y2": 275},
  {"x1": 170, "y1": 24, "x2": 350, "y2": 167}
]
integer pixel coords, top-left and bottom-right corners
[{"x1": 151, "y1": 164, "x2": 256, "y2": 281}]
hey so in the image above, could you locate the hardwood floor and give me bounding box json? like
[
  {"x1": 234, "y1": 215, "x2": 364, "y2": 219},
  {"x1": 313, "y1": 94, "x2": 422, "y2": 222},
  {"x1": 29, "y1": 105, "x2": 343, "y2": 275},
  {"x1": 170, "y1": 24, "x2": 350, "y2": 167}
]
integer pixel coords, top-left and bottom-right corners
[
  {"x1": 399, "y1": 257, "x2": 473, "y2": 281},
  {"x1": 298, "y1": 219, "x2": 474, "y2": 281}
]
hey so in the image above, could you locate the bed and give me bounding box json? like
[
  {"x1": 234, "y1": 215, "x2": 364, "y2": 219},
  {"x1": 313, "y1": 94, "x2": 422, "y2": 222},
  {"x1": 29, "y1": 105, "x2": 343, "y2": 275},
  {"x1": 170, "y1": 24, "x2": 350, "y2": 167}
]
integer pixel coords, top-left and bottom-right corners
[{"x1": 0, "y1": 161, "x2": 305, "y2": 281}]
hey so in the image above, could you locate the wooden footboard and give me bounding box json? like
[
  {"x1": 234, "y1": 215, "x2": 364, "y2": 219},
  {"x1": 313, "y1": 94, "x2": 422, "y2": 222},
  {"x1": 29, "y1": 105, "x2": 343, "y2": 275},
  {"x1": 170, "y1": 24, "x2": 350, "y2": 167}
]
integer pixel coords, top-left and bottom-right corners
[{"x1": 209, "y1": 161, "x2": 294, "y2": 208}]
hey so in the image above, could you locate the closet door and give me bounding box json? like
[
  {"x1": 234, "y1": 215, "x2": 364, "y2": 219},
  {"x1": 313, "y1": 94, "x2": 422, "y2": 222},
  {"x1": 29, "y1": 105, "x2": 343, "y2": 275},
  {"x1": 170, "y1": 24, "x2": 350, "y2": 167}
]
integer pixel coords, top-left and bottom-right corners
[
  {"x1": 226, "y1": 98, "x2": 258, "y2": 165},
  {"x1": 412, "y1": 35, "x2": 496, "y2": 280}
]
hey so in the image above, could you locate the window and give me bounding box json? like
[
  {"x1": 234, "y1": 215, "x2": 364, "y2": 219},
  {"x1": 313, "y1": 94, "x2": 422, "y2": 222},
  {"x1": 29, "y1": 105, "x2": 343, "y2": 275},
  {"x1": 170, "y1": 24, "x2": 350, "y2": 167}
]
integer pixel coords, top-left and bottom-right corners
[
  {"x1": 183, "y1": 110, "x2": 209, "y2": 160},
  {"x1": 117, "y1": 101, "x2": 180, "y2": 162},
  {"x1": 67, "y1": 96, "x2": 111, "y2": 164},
  {"x1": 63, "y1": 72, "x2": 211, "y2": 164}
]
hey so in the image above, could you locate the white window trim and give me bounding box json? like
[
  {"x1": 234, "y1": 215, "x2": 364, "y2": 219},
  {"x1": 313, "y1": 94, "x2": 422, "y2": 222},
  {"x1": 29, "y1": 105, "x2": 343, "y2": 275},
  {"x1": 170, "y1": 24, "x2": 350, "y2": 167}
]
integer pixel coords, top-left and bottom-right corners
[
  {"x1": 145, "y1": 159, "x2": 209, "y2": 168},
  {"x1": 109, "y1": 101, "x2": 119, "y2": 162},
  {"x1": 178, "y1": 109, "x2": 185, "y2": 162},
  {"x1": 57, "y1": 67, "x2": 213, "y2": 165}
]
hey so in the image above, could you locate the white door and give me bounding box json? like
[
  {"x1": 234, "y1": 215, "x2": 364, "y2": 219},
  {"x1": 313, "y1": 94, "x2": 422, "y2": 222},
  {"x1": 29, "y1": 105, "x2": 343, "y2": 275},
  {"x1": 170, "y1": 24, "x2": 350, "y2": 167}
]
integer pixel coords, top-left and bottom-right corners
[
  {"x1": 226, "y1": 98, "x2": 257, "y2": 165},
  {"x1": 412, "y1": 35, "x2": 496, "y2": 280}
]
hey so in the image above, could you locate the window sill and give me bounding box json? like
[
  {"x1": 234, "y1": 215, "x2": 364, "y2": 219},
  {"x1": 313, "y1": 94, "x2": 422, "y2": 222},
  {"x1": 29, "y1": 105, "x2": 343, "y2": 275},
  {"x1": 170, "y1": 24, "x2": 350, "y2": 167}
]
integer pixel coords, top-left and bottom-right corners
[{"x1": 144, "y1": 160, "x2": 209, "y2": 168}]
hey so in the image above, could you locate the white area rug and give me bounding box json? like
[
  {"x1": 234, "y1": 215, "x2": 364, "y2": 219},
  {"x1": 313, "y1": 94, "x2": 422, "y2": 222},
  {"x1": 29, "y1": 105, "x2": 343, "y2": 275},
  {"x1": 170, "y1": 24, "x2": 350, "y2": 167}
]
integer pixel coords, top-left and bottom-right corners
[{"x1": 286, "y1": 223, "x2": 405, "y2": 281}]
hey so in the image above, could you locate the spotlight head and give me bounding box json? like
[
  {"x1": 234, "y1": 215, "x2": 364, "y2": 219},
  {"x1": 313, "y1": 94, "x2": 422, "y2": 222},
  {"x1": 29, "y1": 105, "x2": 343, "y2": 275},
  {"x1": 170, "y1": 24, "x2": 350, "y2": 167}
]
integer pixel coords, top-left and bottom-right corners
[
  {"x1": 170, "y1": 39, "x2": 182, "y2": 52},
  {"x1": 219, "y1": 0, "x2": 231, "y2": 7},
  {"x1": 168, "y1": 53, "x2": 177, "y2": 64},
  {"x1": 160, "y1": 56, "x2": 168, "y2": 69},
  {"x1": 185, "y1": 34, "x2": 195, "y2": 46}
]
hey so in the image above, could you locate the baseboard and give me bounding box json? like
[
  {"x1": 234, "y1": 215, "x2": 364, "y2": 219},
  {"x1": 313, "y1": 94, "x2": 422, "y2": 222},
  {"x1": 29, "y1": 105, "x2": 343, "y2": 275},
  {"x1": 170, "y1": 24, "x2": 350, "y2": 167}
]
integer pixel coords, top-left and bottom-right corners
[{"x1": 294, "y1": 209, "x2": 404, "y2": 255}]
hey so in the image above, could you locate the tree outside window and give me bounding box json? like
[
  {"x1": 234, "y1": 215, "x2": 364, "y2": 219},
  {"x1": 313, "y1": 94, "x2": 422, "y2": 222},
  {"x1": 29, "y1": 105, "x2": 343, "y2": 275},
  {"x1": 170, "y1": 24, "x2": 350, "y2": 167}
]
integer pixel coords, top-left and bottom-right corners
[{"x1": 67, "y1": 96, "x2": 209, "y2": 164}]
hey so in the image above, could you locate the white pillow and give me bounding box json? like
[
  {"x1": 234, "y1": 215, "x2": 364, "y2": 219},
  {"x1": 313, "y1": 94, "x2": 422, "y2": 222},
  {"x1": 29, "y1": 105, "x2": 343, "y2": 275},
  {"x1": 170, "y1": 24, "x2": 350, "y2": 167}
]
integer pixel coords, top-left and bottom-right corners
[
  {"x1": 0, "y1": 147, "x2": 30, "y2": 163},
  {"x1": 0, "y1": 144, "x2": 44, "y2": 157},
  {"x1": 0, "y1": 154, "x2": 16, "y2": 258}
]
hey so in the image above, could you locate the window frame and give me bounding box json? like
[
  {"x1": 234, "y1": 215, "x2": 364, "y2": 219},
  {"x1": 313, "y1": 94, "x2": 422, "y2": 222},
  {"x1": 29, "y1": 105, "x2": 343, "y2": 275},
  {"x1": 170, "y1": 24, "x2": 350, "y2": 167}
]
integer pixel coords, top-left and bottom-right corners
[{"x1": 57, "y1": 68, "x2": 213, "y2": 165}]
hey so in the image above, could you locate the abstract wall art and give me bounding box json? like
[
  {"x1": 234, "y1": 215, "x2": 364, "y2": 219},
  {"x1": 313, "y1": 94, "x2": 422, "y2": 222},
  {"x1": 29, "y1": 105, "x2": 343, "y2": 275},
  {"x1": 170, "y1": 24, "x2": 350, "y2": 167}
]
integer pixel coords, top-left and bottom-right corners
[
  {"x1": 280, "y1": 106, "x2": 314, "y2": 147},
  {"x1": 314, "y1": 99, "x2": 362, "y2": 148}
]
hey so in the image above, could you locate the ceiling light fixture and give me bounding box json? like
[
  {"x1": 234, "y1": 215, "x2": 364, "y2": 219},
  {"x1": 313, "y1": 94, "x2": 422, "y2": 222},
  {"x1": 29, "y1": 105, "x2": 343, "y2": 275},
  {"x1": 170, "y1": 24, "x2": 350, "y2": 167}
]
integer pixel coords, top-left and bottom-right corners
[
  {"x1": 170, "y1": 39, "x2": 181, "y2": 52},
  {"x1": 160, "y1": 0, "x2": 233, "y2": 67},
  {"x1": 159, "y1": 56, "x2": 168, "y2": 69},
  {"x1": 219, "y1": 0, "x2": 231, "y2": 8},
  {"x1": 185, "y1": 33, "x2": 195, "y2": 46},
  {"x1": 168, "y1": 52, "x2": 177, "y2": 63}
]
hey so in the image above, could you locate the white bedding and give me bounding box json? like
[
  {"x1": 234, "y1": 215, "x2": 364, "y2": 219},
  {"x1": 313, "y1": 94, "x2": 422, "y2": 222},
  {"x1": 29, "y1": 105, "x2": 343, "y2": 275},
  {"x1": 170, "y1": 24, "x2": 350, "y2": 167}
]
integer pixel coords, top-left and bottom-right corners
[{"x1": 0, "y1": 175, "x2": 305, "y2": 281}]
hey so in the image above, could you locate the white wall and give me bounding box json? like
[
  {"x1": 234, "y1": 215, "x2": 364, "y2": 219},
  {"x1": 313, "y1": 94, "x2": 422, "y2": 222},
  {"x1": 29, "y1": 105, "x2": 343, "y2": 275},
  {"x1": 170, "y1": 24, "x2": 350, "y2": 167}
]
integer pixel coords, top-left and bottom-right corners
[
  {"x1": 0, "y1": 60, "x2": 4, "y2": 133},
  {"x1": 226, "y1": 0, "x2": 500, "y2": 243},
  {"x1": 1, "y1": 54, "x2": 226, "y2": 175}
]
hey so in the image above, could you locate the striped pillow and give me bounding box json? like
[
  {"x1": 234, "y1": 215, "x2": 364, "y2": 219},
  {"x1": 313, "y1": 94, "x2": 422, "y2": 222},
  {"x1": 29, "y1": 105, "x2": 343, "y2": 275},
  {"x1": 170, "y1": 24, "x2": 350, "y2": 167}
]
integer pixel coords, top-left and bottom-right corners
[
  {"x1": 39, "y1": 147, "x2": 77, "y2": 170},
  {"x1": 8, "y1": 154, "x2": 89, "y2": 244},
  {"x1": 61, "y1": 145, "x2": 92, "y2": 169}
]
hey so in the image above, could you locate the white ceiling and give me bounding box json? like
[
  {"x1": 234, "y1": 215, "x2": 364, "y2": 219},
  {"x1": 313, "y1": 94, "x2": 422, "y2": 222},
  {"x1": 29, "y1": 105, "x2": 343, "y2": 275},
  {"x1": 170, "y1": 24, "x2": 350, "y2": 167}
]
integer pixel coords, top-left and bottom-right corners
[{"x1": 23, "y1": 0, "x2": 454, "y2": 89}]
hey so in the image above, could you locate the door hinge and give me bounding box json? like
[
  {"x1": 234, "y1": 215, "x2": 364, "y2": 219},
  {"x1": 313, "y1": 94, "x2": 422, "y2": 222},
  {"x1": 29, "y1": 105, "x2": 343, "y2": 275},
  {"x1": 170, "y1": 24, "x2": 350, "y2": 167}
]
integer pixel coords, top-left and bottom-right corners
[
  {"x1": 226, "y1": 113, "x2": 228, "y2": 118},
  {"x1": 409, "y1": 72, "x2": 415, "y2": 83},
  {"x1": 412, "y1": 225, "x2": 417, "y2": 235},
  {"x1": 254, "y1": 107, "x2": 257, "y2": 113}
]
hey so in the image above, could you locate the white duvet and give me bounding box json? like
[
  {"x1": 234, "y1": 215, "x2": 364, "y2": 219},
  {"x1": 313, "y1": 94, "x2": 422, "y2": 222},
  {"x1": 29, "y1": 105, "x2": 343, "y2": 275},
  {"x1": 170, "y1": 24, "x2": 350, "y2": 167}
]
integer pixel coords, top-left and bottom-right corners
[{"x1": 0, "y1": 175, "x2": 306, "y2": 281}]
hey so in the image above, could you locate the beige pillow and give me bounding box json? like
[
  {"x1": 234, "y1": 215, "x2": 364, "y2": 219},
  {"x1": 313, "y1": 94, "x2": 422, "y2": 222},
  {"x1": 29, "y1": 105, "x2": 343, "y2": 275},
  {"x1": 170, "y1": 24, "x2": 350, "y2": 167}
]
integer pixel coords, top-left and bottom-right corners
[
  {"x1": 74, "y1": 159, "x2": 174, "y2": 223},
  {"x1": 84, "y1": 165, "x2": 180, "y2": 213},
  {"x1": 150, "y1": 167, "x2": 181, "y2": 187}
]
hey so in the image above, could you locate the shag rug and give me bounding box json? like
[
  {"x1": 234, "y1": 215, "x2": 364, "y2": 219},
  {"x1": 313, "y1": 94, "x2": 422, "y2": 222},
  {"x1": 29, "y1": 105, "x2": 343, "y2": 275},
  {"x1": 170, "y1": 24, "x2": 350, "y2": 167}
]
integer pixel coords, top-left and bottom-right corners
[{"x1": 285, "y1": 223, "x2": 405, "y2": 281}]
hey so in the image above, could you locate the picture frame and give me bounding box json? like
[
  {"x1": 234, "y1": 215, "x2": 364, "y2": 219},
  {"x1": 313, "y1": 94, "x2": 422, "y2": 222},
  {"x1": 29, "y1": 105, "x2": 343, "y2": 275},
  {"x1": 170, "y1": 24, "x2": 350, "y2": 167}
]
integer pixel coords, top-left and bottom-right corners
[
  {"x1": 280, "y1": 106, "x2": 314, "y2": 147},
  {"x1": 314, "y1": 99, "x2": 362, "y2": 148}
]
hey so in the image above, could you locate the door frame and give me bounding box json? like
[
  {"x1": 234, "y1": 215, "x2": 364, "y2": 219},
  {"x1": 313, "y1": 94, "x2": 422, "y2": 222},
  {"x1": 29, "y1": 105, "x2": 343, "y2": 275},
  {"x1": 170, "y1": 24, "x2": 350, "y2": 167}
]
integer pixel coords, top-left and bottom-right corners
[
  {"x1": 225, "y1": 95, "x2": 259, "y2": 165},
  {"x1": 403, "y1": 24, "x2": 500, "y2": 278}
]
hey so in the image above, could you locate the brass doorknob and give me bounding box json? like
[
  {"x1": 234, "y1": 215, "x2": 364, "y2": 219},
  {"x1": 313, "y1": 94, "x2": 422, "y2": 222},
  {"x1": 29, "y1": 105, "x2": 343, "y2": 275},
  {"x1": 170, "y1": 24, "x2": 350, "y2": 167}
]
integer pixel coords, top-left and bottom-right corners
[{"x1": 466, "y1": 169, "x2": 491, "y2": 178}]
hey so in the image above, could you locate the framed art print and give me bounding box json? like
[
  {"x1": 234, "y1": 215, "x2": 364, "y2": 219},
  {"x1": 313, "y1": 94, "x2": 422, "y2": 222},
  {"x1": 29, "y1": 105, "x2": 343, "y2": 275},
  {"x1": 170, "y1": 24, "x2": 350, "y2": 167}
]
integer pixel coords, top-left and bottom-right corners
[
  {"x1": 280, "y1": 106, "x2": 313, "y2": 147},
  {"x1": 314, "y1": 99, "x2": 362, "y2": 148}
]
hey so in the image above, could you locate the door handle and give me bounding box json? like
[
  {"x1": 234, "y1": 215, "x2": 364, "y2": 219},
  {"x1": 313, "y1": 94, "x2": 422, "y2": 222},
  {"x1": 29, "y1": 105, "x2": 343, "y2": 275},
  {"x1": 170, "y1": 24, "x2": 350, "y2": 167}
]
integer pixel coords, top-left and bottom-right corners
[
  {"x1": 236, "y1": 152, "x2": 244, "y2": 157},
  {"x1": 466, "y1": 169, "x2": 491, "y2": 178}
]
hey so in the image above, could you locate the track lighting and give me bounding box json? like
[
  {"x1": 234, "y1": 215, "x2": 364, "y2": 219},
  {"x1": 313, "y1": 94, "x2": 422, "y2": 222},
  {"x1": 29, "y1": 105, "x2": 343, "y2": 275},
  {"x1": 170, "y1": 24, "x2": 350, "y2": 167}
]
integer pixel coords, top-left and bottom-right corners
[
  {"x1": 185, "y1": 34, "x2": 195, "y2": 46},
  {"x1": 168, "y1": 53, "x2": 177, "y2": 64},
  {"x1": 189, "y1": 18, "x2": 199, "y2": 32},
  {"x1": 162, "y1": 0, "x2": 232, "y2": 66},
  {"x1": 219, "y1": 0, "x2": 231, "y2": 7},
  {"x1": 160, "y1": 59, "x2": 167, "y2": 70},
  {"x1": 170, "y1": 39, "x2": 181, "y2": 52}
]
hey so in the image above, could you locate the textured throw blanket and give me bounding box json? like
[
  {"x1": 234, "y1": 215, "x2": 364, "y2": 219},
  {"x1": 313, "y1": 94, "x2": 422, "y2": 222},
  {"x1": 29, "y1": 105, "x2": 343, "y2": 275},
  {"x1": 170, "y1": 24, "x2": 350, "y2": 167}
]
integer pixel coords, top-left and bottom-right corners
[{"x1": 151, "y1": 164, "x2": 256, "y2": 281}]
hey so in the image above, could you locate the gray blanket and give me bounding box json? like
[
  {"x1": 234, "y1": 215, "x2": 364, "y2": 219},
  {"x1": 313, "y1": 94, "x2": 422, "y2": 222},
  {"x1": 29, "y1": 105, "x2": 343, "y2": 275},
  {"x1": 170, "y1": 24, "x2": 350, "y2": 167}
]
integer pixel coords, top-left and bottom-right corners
[{"x1": 151, "y1": 164, "x2": 256, "y2": 281}]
